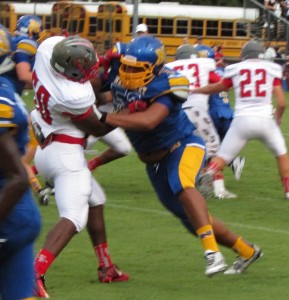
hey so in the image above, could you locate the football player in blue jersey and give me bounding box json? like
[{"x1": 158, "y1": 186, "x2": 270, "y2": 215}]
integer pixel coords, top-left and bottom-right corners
[
  {"x1": 0, "y1": 26, "x2": 41, "y2": 300},
  {"x1": 98, "y1": 35, "x2": 262, "y2": 276},
  {"x1": 1, "y1": 17, "x2": 51, "y2": 204},
  {"x1": 4, "y1": 15, "x2": 45, "y2": 95}
]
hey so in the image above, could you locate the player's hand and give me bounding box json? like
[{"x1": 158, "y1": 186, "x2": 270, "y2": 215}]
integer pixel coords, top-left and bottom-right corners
[{"x1": 128, "y1": 100, "x2": 148, "y2": 113}]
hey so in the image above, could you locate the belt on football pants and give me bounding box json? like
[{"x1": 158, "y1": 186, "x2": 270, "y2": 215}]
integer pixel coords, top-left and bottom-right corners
[{"x1": 41, "y1": 134, "x2": 86, "y2": 148}]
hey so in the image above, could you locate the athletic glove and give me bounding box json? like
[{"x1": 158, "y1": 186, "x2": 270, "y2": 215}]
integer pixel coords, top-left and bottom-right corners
[{"x1": 128, "y1": 100, "x2": 147, "y2": 113}]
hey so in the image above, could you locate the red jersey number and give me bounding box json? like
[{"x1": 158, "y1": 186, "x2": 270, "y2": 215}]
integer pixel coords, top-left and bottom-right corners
[
  {"x1": 173, "y1": 63, "x2": 201, "y2": 88},
  {"x1": 240, "y1": 69, "x2": 266, "y2": 98},
  {"x1": 32, "y1": 71, "x2": 52, "y2": 125}
]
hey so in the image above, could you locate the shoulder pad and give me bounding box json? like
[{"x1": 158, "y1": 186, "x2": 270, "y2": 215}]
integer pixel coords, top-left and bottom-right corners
[
  {"x1": 16, "y1": 39, "x2": 38, "y2": 56},
  {"x1": 168, "y1": 73, "x2": 189, "y2": 102}
]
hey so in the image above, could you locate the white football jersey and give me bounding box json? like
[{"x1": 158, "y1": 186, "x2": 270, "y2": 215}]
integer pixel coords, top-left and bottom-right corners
[
  {"x1": 224, "y1": 59, "x2": 282, "y2": 117},
  {"x1": 31, "y1": 36, "x2": 96, "y2": 139},
  {"x1": 166, "y1": 58, "x2": 216, "y2": 110}
]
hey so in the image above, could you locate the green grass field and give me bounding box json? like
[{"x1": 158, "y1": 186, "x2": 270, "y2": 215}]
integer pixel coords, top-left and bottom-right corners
[{"x1": 22, "y1": 91, "x2": 289, "y2": 300}]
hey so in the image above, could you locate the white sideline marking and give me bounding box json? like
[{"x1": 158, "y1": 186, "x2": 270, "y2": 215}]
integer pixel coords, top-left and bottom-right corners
[{"x1": 107, "y1": 203, "x2": 289, "y2": 235}]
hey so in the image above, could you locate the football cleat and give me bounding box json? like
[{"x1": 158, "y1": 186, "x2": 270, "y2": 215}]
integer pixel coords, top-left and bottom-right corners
[
  {"x1": 205, "y1": 251, "x2": 228, "y2": 276},
  {"x1": 98, "y1": 264, "x2": 129, "y2": 283},
  {"x1": 34, "y1": 274, "x2": 50, "y2": 298},
  {"x1": 230, "y1": 156, "x2": 245, "y2": 181},
  {"x1": 224, "y1": 245, "x2": 263, "y2": 275},
  {"x1": 215, "y1": 189, "x2": 237, "y2": 199},
  {"x1": 38, "y1": 188, "x2": 52, "y2": 206}
]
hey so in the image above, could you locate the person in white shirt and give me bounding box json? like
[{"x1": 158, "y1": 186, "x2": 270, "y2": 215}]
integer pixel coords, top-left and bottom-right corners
[
  {"x1": 264, "y1": 41, "x2": 277, "y2": 60},
  {"x1": 135, "y1": 23, "x2": 148, "y2": 36},
  {"x1": 31, "y1": 35, "x2": 129, "y2": 298},
  {"x1": 193, "y1": 40, "x2": 289, "y2": 200}
]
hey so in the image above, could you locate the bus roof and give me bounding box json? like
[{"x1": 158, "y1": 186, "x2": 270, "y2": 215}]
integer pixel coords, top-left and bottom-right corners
[
  {"x1": 124, "y1": 3, "x2": 259, "y2": 20},
  {"x1": 7, "y1": 2, "x2": 55, "y2": 15}
]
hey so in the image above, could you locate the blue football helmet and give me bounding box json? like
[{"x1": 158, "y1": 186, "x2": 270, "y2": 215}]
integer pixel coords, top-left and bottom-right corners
[
  {"x1": 0, "y1": 24, "x2": 11, "y2": 56},
  {"x1": 15, "y1": 15, "x2": 44, "y2": 42},
  {"x1": 119, "y1": 36, "x2": 166, "y2": 89},
  {"x1": 0, "y1": 24, "x2": 15, "y2": 74},
  {"x1": 195, "y1": 45, "x2": 215, "y2": 59}
]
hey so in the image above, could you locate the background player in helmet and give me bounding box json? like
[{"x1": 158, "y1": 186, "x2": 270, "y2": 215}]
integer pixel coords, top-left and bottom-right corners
[
  {"x1": 194, "y1": 40, "x2": 289, "y2": 200},
  {"x1": 4, "y1": 15, "x2": 44, "y2": 95},
  {"x1": 31, "y1": 35, "x2": 128, "y2": 298},
  {"x1": 99, "y1": 35, "x2": 262, "y2": 277},
  {"x1": 0, "y1": 26, "x2": 41, "y2": 300},
  {"x1": 166, "y1": 44, "x2": 238, "y2": 199}
]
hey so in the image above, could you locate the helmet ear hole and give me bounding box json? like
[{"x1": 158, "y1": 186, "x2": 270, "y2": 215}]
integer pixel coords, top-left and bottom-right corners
[{"x1": 50, "y1": 36, "x2": 99, "y2": 83}]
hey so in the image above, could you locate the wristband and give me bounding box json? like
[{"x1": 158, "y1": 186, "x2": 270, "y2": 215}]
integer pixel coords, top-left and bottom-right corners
[{"x1": 99, "y1": 112, "x2": 108, "y2": 123}]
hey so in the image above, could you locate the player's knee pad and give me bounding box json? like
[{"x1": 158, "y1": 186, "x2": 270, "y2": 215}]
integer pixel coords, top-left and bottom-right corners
[
  {"x1": 101, "y1": 128, "x2": 132, "y2": 155},
  {"x1": 111, "y1": 137, "x2": 132, "y2": 155},
  {"x1": 63, "y1": 207, "x2": 89, "y2": 232}
]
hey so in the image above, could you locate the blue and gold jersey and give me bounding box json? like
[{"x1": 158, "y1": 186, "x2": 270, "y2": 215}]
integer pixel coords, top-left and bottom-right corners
[
  {"x1": 111, "y1": 67, "x2": 197, "y2": 153},
  {"x1": 208, "y1": 67, "x2": 233, "y2": 119},
  {"x1": 0, "y1": 77, "x2": 29, "y2": 156},
  {"x1": 2, "y1": 35, "x2": 38, "y2": 95}
]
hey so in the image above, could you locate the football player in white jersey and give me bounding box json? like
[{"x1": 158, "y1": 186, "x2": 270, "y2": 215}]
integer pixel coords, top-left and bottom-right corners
[
  {"x1": 193, "y1": 40, "x2": 289, "y2": 200},
  {"x1": 166, "y1": 44, "x2": 237, "y2": 199},
  {"x1": 31, "y1": 35, "x2": 129, "y2": 298}
]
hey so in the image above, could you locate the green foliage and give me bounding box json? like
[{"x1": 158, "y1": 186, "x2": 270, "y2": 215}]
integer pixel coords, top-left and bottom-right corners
[{"x1": 23, "y1": 90, "x2": 289, "y2": 300}]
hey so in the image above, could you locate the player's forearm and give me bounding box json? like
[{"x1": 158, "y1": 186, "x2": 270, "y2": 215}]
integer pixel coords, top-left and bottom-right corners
[{"x1": 192, "y1": 82, "x2": 224, "y2": 95}]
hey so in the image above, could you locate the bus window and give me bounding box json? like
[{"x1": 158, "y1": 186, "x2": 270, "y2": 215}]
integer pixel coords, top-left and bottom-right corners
[
  {"x1": 129, "y1": 18, "x2": 143, "y2": 34},
  {"x1": 191, "y1": 20, "x2": 203, "y2": 36},
  {"x1": 89, "y1": 17, "x2": 97, "y2": 35},
  {"x1": 69, "y1": 20, "x2": 77, "y2": 34},
  {"x1": 236, "y1": 22, "x2": 248, "y2": 37},
  {"x1": 79, "y1": 20, "x2": 84, "y2": 33},
  {"x1": 206, "y1": 20, "x2": 218, "y2": 36},
  {"x1": 146, "y1": 18, "x2": 158, "y2": 34},
  {"x1": 105, "y1": 19, "x2": 112, "y2": 33},
  {"x1": 98, "y1": 18, "x2": 103, "y2": 31},
  {"x1": 161, "y1": 18, "x2": 173, "y2": 35},
  {"x1": 43, "y1": 16, "x2": 51, "y2": 31},
  {"x1": 115, "y1": 19, "x2": 121, "y2": 33},
  {"x1": 221, "y1": 21, "x2": 234, "y2": 37},
  {"x1": 176, "y1": 19, "x2": 188, "y2": 35}
]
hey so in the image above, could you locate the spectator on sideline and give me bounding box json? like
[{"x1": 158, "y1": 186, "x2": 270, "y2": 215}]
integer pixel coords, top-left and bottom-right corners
[
  {"x1": 193, "y1": 35, "x2": 204, "y2": 48},
  {"x1": 264, "y1": 41, "x2": 277, "y2": 60},
  {"x1": 31, "y1": 35, "x2": 129, "y2": 298},
  {"x1": 135, "y1": 23, "x2": 148, "y2": 36},
  {"x1": 101, "y1": 35, "x2": 263, "y2": 276},
  {"x1": 263, "y1": 0, "x2": 277, "y2": 28}
]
